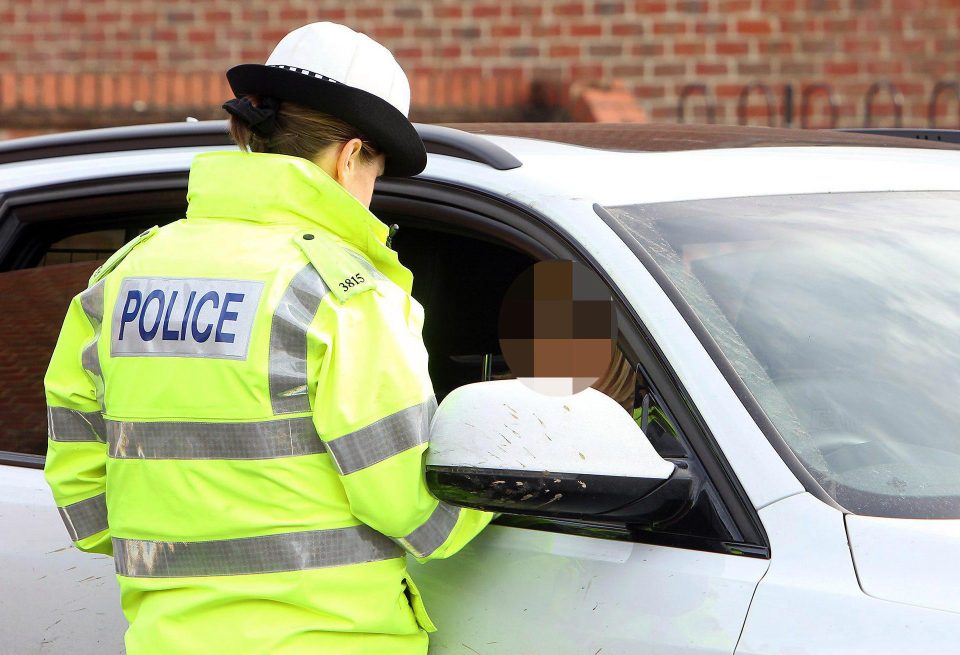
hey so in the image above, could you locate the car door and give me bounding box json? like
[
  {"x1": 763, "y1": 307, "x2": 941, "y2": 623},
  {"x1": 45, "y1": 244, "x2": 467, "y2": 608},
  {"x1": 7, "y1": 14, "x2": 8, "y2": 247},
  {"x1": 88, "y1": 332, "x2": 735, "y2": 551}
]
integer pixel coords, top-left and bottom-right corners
[
  {"x1": 372, "y1": 179, "x2": 772, "y2": 655},
  {"x1": 0, "y1": 171, "x2": 189, "y2": 654}
]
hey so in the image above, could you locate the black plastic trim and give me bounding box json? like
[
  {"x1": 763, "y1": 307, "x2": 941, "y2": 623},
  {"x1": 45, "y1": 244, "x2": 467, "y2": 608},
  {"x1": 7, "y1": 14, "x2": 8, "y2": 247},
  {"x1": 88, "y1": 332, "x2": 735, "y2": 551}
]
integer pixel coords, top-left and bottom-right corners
[
  {"x1": 493, "y1": 514, "x2": 769, "y2": 558},
  {"x1": 594, "y1": 203, "x2": 844, "y2": 512},
  {"x1": 0, "y1": 121, "x2": 233, "y2": 165},
  {"x1": 837, "y1": 128, "x2": 960, "y2": 144},
  {"x1": 416, "y1": 124, "x2": 523, "y2": 170},
  {"x1": 427, "y1": 465, "x2": 687, "y2": 521},
  {"x1": 0, "y1": 451, "x2": 44, "y2": 469},
  {"x1": 0, "y1": 120, "x2": 523, "y2": 171},
  {"x1": 375, "y1": 177, "x2": 770, "y2": 556}
]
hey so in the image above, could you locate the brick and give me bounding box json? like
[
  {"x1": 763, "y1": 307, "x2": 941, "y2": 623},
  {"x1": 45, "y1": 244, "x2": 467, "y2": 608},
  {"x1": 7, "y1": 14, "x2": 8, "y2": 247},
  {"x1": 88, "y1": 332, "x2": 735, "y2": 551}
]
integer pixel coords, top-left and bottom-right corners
[
  {"x1": 452, "y1": 26, "x2": 482, "y2": 39},
  {"x1": 188, "y1": 30, "x2": 216, "y2": 44},
  {"x1": 509, "y1": 44, "x2": 541, "y2": 57},
  {"x1": 570, "y1": 63, "x2": 604, "y2": 79},
  {"x1": 823, "y1": 61, "x2": 860, "y2": 76},
  {"x1": 370, "y1": 25, "x2": 404, "y2": 39},
  {"x1": 611, "y1": 23, "x2": 644, "y2": 35},
  {"x1": 654, "y1": 62, "x2": 686, "y2": 76},
  {"x1": 738, "y1": 61, "x2": 773, "y2": 76},
  {"x1": 695, "y1": 20, "x2": 727, "y2": 34},
  {"x1": 678, "y1": 0, "x2": 709, "y2": 12},
  {"x1": 613, "y1": 64, "x2": 648, "y2": 76},
  {"x1": 510, "y1": 4, "x2": 543, "y2": 17},
  {"x1": 492, "y1": 24, "x2": 523, "y2": 37},
  {"x1": 596, "y1": 2, "x2": 627, "y2": 15},
  {"x1": 696, "y1": 62, "x2": 728, "y2": 75},
  {"x1": 413, "y1": 26, "x2": 442, "y2": 38},
  {"x1": 653, "y1": 21, "x2": 687, "y2": 35},
  {"x1": 674, "y1": 41, "x2": 707, "y2": 56},
  {"x1": 550, "y1": 44, "x2": 581, "y2": 57},
  {"x1": 570, "y1": 23, "x2": 604, "y2": 36},
  {"x1": 354, "y1": 6, "x2": 385, "y2": 19},
  {"x1": 532, "y1": 24, "x2": 563, "y2": 37},
  {"x1": 472, "y1": 4, "x2": 503, "y2": 17},
  {"x1": 555, "y1": 3, "x2": 587, "y2": 16},
  {"x1": 589, "y1": 43, "x2": 623, "y2": 56},
  {"x1": 632, "y1": 42, "x2": 666, "y2": 56},
  {"x1": 736, "y1": 19, "x2": 773, "y2": 34},
  {"x1": 279, "y1": 8, "x2": 309, "y2": 21},
  {"x1": 394, "y1": 46, "x2": 424, "y2": 59},
  {"x1": 60, "y1": 10, "x2": 85, "y2": 24},
  {"x1": 635, "y1": 1, "x2": 668, "y2": 11},
  {"x1": 715, "y1": 41, "x2": 749, "y2": 55},
  {"x1": 314, "y1": 8, "x2": 348, "y2": 21},
  {"x1": 204, "y1": 10, "x2": 232, "y2": 22},
  {"x1": 394, "y1": 5, "x2": 424, "y2": 19}
]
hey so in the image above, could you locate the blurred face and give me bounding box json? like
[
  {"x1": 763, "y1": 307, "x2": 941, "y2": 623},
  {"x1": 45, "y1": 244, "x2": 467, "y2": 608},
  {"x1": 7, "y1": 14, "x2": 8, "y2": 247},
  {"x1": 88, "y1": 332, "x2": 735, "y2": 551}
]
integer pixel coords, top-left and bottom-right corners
[{"x1": 314, "y1": 138, "x2": 385, "y2": 209}]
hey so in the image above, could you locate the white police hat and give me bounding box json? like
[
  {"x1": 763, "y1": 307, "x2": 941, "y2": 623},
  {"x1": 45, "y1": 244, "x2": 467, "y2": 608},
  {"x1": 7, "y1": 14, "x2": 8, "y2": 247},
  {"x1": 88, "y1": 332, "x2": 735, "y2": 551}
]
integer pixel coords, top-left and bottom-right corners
[{"x1": 226, "y1": 22, "x2": 426, "y2": 177}]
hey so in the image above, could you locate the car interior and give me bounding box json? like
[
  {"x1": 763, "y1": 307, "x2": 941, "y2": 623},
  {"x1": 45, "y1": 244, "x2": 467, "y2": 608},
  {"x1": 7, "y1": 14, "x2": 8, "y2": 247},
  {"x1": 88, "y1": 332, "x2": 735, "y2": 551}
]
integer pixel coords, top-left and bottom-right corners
[{"x1": 0, "y1": 192, "x2": 538, "y2": 457}]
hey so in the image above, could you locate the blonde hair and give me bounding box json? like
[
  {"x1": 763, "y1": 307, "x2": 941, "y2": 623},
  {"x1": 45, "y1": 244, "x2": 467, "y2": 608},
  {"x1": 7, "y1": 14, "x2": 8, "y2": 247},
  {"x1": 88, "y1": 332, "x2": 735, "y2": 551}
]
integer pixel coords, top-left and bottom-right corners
[{"x1": 228, "y1": 96, "x2": 381, "y2": 164}]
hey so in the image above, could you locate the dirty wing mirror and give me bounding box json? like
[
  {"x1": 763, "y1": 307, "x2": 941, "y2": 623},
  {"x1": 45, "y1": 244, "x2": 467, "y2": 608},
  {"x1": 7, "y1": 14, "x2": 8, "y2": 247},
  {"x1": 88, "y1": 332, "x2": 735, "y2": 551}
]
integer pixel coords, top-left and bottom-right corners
[{"x1": 426, "y1": 380, "x2": 687, "y2": 523}]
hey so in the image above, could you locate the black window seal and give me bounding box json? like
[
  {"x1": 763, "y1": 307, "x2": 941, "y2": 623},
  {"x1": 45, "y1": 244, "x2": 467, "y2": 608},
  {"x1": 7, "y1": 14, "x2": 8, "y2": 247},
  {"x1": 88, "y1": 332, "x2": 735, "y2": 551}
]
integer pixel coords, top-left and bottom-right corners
[
  {"x1": 0, "y1": 120, "x2": 523, "y2": 171},
  {"x1": 594, "y1": 203, "x2": 843, "y2": 513},
  {"x1": 0, "y1": 172, "x2": 190, "y2": 269},
  {"x1": 376, "y1": 177, "x2": 770, "y2": 557},
  {"x1": 0, "y1": 451, "x2": 43, "y2": 469}
]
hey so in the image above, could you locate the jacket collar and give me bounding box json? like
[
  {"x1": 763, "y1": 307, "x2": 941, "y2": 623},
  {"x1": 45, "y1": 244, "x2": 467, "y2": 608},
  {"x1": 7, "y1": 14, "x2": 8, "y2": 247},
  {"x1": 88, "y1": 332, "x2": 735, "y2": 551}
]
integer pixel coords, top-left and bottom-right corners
[{"x1": 186, "y1": 151, "x2": 412, "y2": 292}]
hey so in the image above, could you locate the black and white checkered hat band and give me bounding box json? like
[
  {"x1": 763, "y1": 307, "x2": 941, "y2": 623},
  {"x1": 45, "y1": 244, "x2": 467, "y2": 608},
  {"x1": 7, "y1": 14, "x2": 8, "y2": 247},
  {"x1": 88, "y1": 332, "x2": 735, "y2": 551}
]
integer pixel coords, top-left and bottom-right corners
[{"x1": 269, "y1": 65, "x2": 340, "y2": 84}]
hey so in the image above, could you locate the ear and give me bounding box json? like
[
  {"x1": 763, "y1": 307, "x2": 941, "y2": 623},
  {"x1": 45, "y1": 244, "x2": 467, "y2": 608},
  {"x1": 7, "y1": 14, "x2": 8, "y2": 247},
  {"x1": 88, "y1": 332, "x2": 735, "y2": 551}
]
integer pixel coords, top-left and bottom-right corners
[{"x1": 335, "y1": 138, "x2": 365, "y2": 184}]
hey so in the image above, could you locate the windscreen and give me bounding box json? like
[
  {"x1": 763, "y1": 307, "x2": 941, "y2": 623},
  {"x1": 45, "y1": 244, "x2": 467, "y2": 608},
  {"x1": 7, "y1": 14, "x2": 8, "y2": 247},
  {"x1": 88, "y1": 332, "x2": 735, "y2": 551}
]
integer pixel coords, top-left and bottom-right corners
[{"x1": 607, "y1": 192, "x2": 960, "y2": 518}]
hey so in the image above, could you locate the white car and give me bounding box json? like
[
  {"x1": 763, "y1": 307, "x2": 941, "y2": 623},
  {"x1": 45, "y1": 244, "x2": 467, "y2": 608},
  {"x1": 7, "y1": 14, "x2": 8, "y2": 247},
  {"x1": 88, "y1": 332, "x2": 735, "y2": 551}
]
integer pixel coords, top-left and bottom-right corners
[{"x1": 2, "y1": 122, "x2": 959, "y2": 654}]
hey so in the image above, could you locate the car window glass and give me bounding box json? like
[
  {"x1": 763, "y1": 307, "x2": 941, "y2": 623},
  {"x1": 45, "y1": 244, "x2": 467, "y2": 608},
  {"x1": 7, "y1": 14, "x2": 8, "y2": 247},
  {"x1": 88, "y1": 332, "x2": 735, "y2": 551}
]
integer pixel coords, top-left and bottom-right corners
[
  {"x1": 0, "y1": 240, "x2": 107, "y2": 456},
  {"x1": 40, "y1": 229, "x2": 125, "y2": 266},
  {"x1": 607, "y1": 191, "x2": 960, "y2": 519}
]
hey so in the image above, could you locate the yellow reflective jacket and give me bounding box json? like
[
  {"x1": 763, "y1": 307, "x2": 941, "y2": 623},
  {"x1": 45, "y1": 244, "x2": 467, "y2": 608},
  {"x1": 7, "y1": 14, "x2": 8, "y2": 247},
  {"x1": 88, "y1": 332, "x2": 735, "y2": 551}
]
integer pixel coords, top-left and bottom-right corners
[{"x1": 43, "y1": 151, "x2": 493, "y2": 655}]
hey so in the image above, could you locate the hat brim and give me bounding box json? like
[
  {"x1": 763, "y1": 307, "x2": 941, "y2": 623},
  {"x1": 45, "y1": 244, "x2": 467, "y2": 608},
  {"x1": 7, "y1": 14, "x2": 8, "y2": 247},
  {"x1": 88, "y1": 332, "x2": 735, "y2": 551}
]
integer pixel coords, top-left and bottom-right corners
[{"x1": 226, "y1": 64, "x2": 426, "y2": 177}]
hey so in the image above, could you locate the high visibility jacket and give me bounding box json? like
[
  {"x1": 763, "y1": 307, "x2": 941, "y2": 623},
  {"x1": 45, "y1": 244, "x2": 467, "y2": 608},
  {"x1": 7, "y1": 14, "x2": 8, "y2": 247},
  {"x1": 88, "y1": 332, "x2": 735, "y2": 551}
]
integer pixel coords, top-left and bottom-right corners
[{"x1": 43, "y1": 151, "x2": 493, "y2": 655}]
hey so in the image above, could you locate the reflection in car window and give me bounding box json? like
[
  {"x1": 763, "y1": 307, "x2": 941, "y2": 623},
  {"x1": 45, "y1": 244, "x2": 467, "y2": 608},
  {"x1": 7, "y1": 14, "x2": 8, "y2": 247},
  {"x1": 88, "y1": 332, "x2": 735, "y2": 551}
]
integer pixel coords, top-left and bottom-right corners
[
  {"x1": 1, "y1": 244, "x2": 108, "y2": 455},
  {"x1": 607, "y1": 192, "x2": 960, "y2": 519},
  {"x1": 41, "y1": 229, "x2": 125, "y2": 266}
]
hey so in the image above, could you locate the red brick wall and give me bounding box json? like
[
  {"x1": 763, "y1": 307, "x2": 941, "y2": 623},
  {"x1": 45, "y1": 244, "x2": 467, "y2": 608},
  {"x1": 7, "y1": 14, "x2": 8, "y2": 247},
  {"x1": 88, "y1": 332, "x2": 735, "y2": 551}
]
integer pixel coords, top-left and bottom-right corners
[{"x1": 2, "y1": 0, "x2": 960, "y2": 128}]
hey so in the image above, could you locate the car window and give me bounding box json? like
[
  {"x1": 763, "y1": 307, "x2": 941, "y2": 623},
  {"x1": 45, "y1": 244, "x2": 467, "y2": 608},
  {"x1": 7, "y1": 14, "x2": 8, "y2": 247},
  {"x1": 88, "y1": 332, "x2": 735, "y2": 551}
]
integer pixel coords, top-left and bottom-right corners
[
  {"x1": 0, "y1": 257, "x2": 104, "y2": 456},
  {"x1": 607, "y1": 191, "x2": 960, "y2": 519},
  {"x1": 392, "y1": 219, "x2": 742, "y2": 546},
  {"x1": 40, "y1": 229, "x2": 126, "y2": 266}
]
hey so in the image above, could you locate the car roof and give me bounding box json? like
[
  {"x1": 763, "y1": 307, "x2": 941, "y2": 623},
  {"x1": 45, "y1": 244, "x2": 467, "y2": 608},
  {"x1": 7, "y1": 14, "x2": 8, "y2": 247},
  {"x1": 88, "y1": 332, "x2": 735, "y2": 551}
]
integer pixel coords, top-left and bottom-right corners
[
  {"x1": 2, "y1": 121, "x2": 960, "y2": 206},
  {"x1": 449, "y1": 122, "x2": 960, "y2": 153}
]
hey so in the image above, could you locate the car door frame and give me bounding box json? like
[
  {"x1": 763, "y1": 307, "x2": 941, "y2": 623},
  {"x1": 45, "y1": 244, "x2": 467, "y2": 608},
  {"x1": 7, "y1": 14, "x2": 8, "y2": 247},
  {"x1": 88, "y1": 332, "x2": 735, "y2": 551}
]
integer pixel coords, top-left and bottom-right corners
[{"x1": 374, "y1": 176, "x2": 770, "y2": 557}]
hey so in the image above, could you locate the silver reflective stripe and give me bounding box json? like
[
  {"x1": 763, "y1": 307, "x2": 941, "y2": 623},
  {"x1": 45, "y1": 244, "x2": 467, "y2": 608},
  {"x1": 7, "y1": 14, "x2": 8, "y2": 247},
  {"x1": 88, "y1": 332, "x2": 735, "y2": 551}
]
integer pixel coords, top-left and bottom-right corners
[
  {"x1": 113, "y1": 525, "x2": 402, "y2": 578},
  {"x1": 106, "y1": 417, "x2": 325, "y2": 460},
  {"x1": 397, "y1": 501, "x2": 462, "y2": 558},
  {"x1": 269, "y1": 265, "x2": 328, "y2": 414},
  {"x1": 79, "y1": 280, "x2": 106, "y2": 406},
  {"x1": 48, "y1": 406, "x2": 106, "y2": 443},
  {"x1": 58, "y1": 493, "x2": 108, "y2": 542},
  {"x1": 326, "y1": 397, "x2": 437, "y2": 475}
]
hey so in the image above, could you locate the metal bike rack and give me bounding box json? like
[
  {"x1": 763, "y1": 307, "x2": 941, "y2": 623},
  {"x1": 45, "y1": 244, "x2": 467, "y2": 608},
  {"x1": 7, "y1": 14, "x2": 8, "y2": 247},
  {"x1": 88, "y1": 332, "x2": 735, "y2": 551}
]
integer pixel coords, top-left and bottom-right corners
[
  {"x1": 736, "y1": 82, "x2": 777, "y2": 127},
  {"x1": 676, "y1": 84, "x2": 718, "y2": 124}
]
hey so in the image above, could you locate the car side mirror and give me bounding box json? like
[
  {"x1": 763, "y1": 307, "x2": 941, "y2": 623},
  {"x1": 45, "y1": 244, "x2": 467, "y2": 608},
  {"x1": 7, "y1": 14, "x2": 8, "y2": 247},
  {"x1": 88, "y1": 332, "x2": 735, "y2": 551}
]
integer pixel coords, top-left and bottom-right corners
[{"x1": 426, "y1": 380, "x2": 692, "y2": 524}]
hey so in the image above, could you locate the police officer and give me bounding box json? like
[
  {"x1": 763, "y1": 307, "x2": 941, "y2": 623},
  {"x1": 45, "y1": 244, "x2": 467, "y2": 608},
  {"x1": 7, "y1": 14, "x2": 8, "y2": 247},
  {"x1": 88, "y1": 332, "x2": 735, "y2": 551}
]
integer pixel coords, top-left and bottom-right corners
[{"x1": 43, "y1": 22, "x2": 492, "y2": 655}]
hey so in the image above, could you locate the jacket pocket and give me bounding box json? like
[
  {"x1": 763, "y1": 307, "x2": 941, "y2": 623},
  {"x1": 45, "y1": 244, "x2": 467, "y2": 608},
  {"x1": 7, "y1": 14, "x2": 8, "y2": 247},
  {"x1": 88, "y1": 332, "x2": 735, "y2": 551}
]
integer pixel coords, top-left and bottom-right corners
[{"x1": 404, "y1": 574, "x2": 437, "y2": 633}]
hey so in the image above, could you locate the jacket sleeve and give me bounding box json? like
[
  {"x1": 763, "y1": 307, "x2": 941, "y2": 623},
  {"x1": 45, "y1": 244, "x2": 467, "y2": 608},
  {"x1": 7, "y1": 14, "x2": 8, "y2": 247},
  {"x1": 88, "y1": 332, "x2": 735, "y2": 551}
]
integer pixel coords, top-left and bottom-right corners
[
  {"x1": 311, "y1": 283, "x2": 492, "y2": 561},
  {"x1": 43, "y1": 284, "x2": 112, "y2": 555}
]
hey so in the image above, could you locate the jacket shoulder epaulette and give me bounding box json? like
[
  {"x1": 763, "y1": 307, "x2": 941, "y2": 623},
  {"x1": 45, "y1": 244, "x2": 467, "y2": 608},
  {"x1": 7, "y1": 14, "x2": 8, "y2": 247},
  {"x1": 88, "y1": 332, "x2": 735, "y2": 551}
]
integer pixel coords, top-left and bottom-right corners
[
  {"x1": 88, "y1": 226, "x2": 160, "y2": 286},
  {"x1": 294, "y1": 230, "x2": 378, "y2": 303}
]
